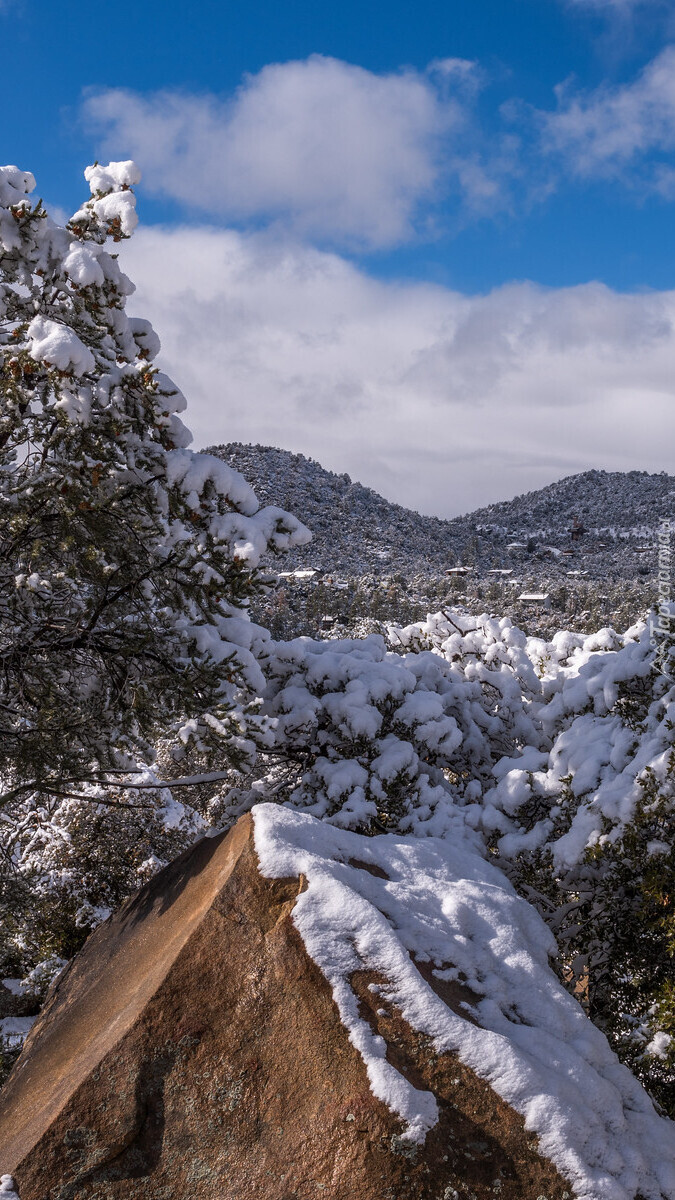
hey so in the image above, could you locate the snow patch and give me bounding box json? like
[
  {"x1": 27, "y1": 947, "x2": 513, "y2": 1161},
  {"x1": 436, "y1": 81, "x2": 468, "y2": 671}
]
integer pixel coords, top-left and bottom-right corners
[
  {"x1": 27, "y1": 317, "x2": 95, "y2": 376},
  {"x1": 0, "y1": 1016, "x2": 36, "y2": 1045}
]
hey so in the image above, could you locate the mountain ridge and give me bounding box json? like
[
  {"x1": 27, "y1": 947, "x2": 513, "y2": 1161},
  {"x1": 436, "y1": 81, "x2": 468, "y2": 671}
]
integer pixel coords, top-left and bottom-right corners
[{"x1": 206, "y1": 442, "x2": 674, "y2": 578}]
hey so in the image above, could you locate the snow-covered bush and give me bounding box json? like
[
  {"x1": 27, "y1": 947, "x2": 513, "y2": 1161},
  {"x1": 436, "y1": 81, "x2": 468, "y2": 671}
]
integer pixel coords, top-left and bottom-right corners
[
  {"x1": 210, "y1": 619, "x2": 549, "y2": 838},
  {"x1": 214, "y1": 634, "x2": 461, "y2": 833},
  {"x1": 390, "y1": 608, "x2": 675, "y2": 1112},
  {"x1": 0, "y1": 787, "x2": 203, "y2": 978}
]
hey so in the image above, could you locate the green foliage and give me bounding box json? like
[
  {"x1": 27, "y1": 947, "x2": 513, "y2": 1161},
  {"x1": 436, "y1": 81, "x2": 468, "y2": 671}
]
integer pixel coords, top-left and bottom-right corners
[
  {"x1": 502, "y1": 719, "x2": 675, "y2": 1115},
  {"x1": 0, "y1": 792, "x2": 198, "y2": 980},
  {"x1": 0, "y1": 163, "x2": 304, "y2": 810}
]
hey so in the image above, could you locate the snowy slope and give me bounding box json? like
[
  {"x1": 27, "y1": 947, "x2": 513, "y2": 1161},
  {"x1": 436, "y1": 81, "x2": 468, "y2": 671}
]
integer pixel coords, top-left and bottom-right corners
[
  {"x1": 206, "y1": 443, "x2": 674, "y2": 578},
  {"x1": 469, "y1": 468, "x2": 675, "y2": 539},
  {"x1": 206, "y1": 441, "x2": 463, "y2": 575}
]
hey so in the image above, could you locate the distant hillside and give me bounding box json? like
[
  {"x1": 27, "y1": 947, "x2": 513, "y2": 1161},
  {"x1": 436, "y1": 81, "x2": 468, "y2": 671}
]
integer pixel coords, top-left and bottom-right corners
[
  {"x1": 469, "y1": 468, "x2": 675, "y2": 539},
  {"x1": 206, "y1": 444, "x2": 674, "y2": 580},
  {"x1": 206, "y1": 442, "x2": 465, "y2": 575}
]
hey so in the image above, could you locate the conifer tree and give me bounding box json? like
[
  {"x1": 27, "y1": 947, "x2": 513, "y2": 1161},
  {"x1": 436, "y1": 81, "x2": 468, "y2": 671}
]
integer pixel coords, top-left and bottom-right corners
[{"x1": 0, "y1": 161, "x2": 308, "y2": 808}]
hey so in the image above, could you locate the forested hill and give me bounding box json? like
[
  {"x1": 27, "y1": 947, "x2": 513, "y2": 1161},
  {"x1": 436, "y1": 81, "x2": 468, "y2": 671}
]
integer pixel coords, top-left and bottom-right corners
[
  {"x1": 468, "y1": 467, "x2": 675, "y2": 538},
  {"x1": 206, "y1": 443, "x2": 674, "y2": 577},
  {"x1": 207, "y1": 442, "x2": 463, "y2": 574}
]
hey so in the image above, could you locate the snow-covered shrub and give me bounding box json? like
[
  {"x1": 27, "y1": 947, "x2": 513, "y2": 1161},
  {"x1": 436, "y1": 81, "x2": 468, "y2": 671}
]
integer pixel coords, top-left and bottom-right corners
[
  {"x1": 391, "y1": 608, "x2": 675, "y2": 1112},
  {"x1": 211, "y1": 624, "x2": 548, "y2": 837},
  {"x1": 215, "y1": 635, "x2": 459, "y2": 833},
  {"x1": 0, "y1": 787, "x2": 204, "y2": 980}
]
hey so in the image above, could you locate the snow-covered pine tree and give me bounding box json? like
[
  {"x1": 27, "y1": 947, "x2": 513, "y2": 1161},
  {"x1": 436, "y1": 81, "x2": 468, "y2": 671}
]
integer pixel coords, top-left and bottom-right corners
[{"x1": 0, "y1": 161, "x2": 309, "y2": 808}]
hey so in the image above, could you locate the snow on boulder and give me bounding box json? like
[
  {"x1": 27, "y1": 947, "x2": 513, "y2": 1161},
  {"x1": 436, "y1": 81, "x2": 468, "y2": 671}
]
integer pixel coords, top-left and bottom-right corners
[
  {"x1": 253, "y1": 804, "x2": 675, "y2": 1200},
  {"x1": 0, "y1": 812, "x2": 575, "y2": 1200}
]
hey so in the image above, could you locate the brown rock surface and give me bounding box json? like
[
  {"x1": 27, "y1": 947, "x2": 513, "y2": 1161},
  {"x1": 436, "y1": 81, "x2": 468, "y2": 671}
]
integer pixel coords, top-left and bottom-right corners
[{"x1": 0, "y1": 814, "x2": 571, "y2": 1200}]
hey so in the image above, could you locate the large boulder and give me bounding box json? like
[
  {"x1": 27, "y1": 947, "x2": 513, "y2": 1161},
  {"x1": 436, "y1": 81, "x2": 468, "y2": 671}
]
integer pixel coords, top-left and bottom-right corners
[{"x1": 0, "y1": 806, "x2": 672, "y2": 1200}]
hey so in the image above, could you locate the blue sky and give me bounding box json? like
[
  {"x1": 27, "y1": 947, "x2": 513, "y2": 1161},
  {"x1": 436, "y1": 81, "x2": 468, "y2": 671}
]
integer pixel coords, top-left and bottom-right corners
[{"x1": 3, "y1": 0, "x2": 675, "y2": 514}]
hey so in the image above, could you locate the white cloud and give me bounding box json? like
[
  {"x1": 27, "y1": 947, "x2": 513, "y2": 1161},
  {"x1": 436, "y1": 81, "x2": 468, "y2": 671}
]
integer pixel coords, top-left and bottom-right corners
[
  {"x1": 542, "y1": 46, "x2": 675, "y2": 179},
  {"x1": 83, "y1": 58, "x2": 481, "y2": 250},
  {"x1": 83, "y1": 50, "x2": 675, "y2": 236},
  {"x1": 121, "y1": 225, "x2": 675, "y2": 517}
]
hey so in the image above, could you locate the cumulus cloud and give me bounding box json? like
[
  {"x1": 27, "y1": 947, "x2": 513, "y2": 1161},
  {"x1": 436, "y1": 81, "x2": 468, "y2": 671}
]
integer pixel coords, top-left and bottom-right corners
[
  {"x1": 542, "y1": 46, "x2": 675, "y2": 182},
  {"x1": 120, "y1": 226, "x2": 675, "y2": 517},
  {"x1": 84, "y1": 49, "x2": 675, "y2": 241},
  {"x1": 83, "y1": 57, "x2": 490, "y2": 250}
]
